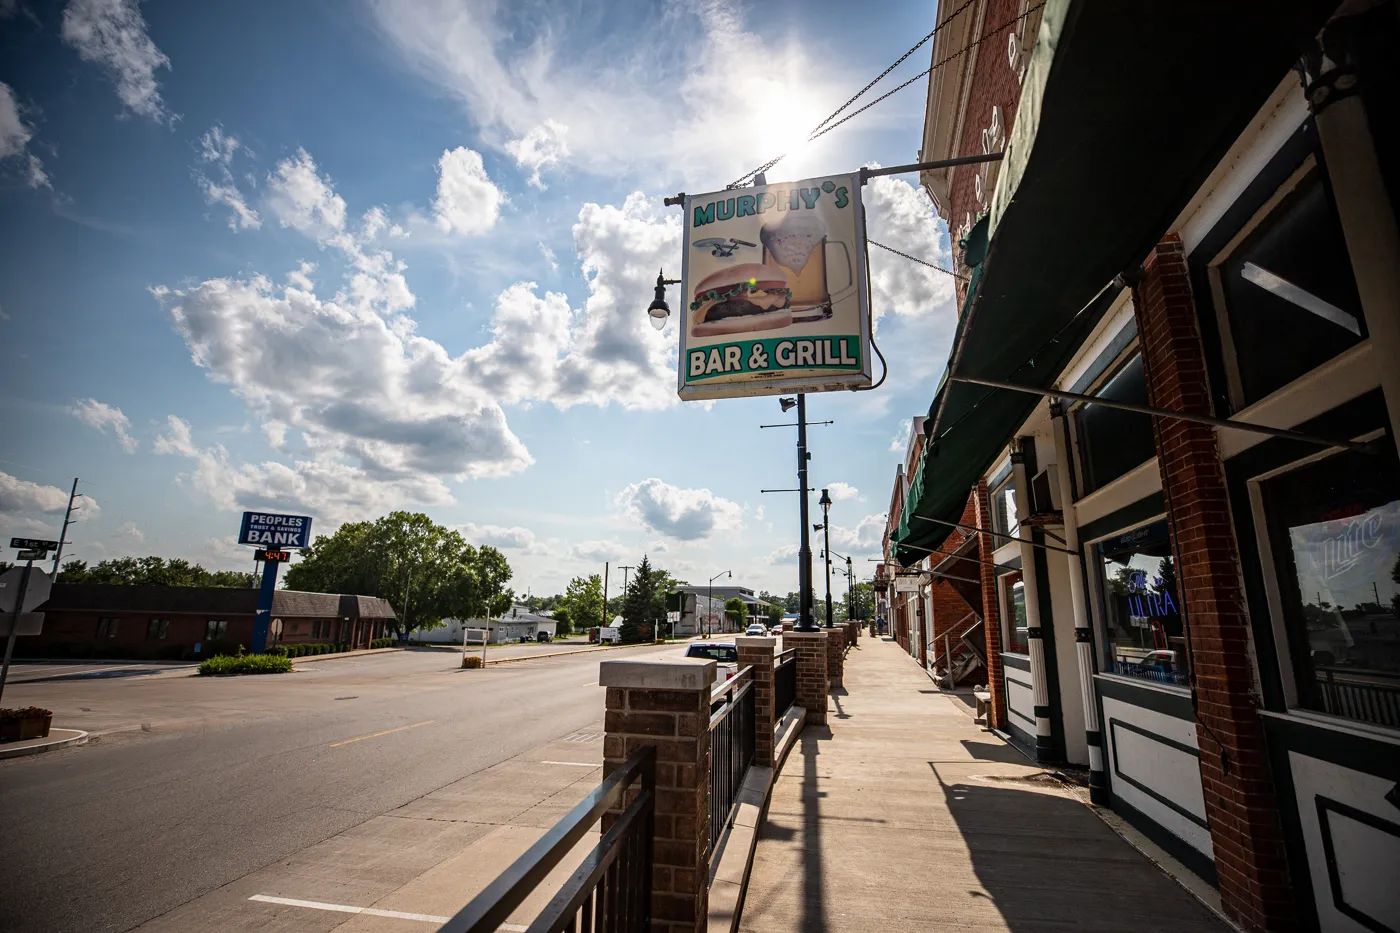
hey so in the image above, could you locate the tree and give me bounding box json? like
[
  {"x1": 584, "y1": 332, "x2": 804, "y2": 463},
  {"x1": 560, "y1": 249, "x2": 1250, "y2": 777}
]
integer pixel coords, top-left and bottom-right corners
[
  {"x1": 285, "y1": 512, "x2": 515, "y2": 634},
  {"x1": 553, "y1": 606, "x2": 573, "y2": 636},
  {"x1": 766, "y1": 602, "x2": 783, "y2": 625},
  {"x1": 620, "y1": 556, "x2": 667, "y2": 644},
  {"x1": 850, "y1": 582, "x2": 875, "y2": 621},
  {"x1": 562, "y1": 574, "x2": 606, "y2": 631},
  {"x1": 55, "y1": 556, "x2": 255, "y2": 587},
  {"x1": 783, "y1": 591, "x2": 801, "y2": 613},
  {"x1": 725, "y1": 597, "x2": 747, "y2": 630}
]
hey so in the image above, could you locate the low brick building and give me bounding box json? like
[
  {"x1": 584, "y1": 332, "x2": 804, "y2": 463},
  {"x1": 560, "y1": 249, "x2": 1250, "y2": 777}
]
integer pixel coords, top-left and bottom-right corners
[{"x1": 22, "y1": 584, "x2": 396, "y2": 660}]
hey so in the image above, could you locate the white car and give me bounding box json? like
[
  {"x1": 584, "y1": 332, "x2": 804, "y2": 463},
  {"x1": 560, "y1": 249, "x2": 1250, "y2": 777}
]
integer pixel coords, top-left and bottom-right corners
[
  {"x1": 684, "y1": 641, "x2": 739, "y2": 681},
  {"x1": 745, "y1": 623, "x2": 767, "y2": 637}
]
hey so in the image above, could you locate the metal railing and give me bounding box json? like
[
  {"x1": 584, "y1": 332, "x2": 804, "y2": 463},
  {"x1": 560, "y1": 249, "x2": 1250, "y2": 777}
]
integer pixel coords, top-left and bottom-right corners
[
  {"x1": 774, "y1": 648, "x2": 797, "y2": 719},
  {"x1": 932, "y1": 612, "x2": 984, "y2": 688},
  {"x1": 709, "y1": 666, "x2": 755, "y2": 850},
  {"x1": 438, "y1": 747, "x2": 655, "y2": 933},
  {"x1": 1316, "y1": 668, "x2": 1400, "y2": 728}
]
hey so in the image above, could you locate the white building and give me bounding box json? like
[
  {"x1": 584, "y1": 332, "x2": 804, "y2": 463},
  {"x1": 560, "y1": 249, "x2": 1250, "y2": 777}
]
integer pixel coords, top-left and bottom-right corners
[{"x1": 410, "y1": 604, "x2": 557, "y2": 645}]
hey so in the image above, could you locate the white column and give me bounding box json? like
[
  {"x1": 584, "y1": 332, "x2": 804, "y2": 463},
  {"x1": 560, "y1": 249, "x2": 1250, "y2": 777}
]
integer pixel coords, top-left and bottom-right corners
[
  {"x1": 1011, "y1": 444, "x2": 1054, "y2": 760},
  {"x1": 1051, "y1": 403, "x2": 1107, "y2": 803},
  {"x1": 1307, "y1": 47, "x2": 1400, "y2": 455}
]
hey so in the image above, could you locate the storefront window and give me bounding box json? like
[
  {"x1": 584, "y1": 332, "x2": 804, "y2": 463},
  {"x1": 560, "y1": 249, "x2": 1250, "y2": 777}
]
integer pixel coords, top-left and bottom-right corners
[
  {"x1": 1001, "y1": 570, "x2": 1028, "y2": 653},
  {"x1": 1097, "y1": 520, "x2": 1187, "y2": 686},
  {"x1": 1218, "y1": 169, "x2": 1365, "y2": 406},
  {"x1": 992, "y1": 479, "x2": 1019, "y2": 539},
  {"x1": 1261, "y1": 449, "x2": 1400, "y2": 730},
  {"x1": 1076, "y1": 353, "x2": 1156, "y2": 495}
]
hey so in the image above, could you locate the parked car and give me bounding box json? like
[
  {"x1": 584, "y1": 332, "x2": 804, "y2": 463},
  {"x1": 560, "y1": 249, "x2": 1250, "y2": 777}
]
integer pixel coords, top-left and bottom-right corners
[
  {"x1": 769, "y1": 625, "x2": 783, "y2": 636},
  {"x1": 535, "y1": 631, "x2": 552, "y2": 643},
  {"x1": 684, "y1": 642, "x2": 739, "y2": 682},
  {"x1": 745, "y1": 623, "x2": 767, "y2": 637}
]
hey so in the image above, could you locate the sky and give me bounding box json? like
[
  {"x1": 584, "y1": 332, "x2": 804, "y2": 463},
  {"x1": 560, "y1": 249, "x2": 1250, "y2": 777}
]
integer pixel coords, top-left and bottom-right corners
[{"x1": 0, "y1": 0, "x2": 959, "y2": 598}]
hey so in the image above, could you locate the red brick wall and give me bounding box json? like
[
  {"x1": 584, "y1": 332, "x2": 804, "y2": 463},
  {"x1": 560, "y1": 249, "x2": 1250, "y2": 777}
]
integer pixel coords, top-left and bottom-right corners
[
  {"x1": 21, "y1": 611, "x2": 254, "y2": 659},
  {"x1": 1133, "y1": 236, "x2": 1295, "y2": 933},
  {"x1": 973, "y1": 480, "x2": 1006, "y2": 729},
  {"x1": 947, "y1": 0, "x2": 1033, "y2": 249}
]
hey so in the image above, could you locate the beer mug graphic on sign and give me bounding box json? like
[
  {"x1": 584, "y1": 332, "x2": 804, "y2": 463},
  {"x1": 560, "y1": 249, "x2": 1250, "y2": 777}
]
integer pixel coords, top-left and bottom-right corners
[{"x1": 759, "y1": 212, "x2": 855, "y2": 323}]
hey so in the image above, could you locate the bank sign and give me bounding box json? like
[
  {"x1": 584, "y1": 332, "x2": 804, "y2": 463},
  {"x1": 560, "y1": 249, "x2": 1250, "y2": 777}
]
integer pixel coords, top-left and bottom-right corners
[
  {"x1": 678, "y1": 173, "x2": 872, "y2": 400},
  {"x1": 238, "y1": 511, "x2": 313, "y2": 549}
]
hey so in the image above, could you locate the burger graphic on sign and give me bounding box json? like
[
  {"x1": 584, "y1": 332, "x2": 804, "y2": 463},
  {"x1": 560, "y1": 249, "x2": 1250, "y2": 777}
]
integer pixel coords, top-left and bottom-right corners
[{"x1": 689, "y1": 263, "x2": 793, "y2": 337}]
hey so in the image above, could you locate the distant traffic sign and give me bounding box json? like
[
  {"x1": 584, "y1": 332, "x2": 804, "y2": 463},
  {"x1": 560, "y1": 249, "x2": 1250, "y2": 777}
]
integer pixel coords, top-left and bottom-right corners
[
  {"x1": 15, "y1": 549, "x2": 45, "y2": 561},
  {"x1": 255, "y1": 549, "x2": 292, "y2": 563},
  {"x1": 238, "y1": 512, "x2": 313, "y2": 548},
  {"x1": 10, "y1": 537, "x2": 58, "y2": 551}
]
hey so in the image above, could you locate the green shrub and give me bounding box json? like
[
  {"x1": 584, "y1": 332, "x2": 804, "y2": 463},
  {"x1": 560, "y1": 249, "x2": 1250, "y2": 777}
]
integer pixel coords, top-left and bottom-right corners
[
  {"x1": 198, "y1": 654, "x2": 292, "y2": 676},
  {"x1": 268, "y1": 645, "x2": 288, "y2": 657},
  {"x1": 370, "y1": 637, "x2": 396, "y2": 649}
]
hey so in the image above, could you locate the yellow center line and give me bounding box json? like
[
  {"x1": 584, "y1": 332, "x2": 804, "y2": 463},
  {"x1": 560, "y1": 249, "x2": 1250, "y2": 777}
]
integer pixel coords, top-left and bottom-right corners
[{"x1": 330, "y1": 720, "x2": 435, "y2": 748}]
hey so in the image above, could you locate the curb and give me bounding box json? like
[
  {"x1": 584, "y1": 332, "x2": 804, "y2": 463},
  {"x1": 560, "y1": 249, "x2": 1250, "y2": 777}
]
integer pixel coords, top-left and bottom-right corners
[
  {"x1": 291, "y1": 647, "x2": 403, "y2": 665},
  {"x1": 459, "y1": 641, "x2": 693, "y2": 668},
  {"x1": 0, "y1": 728, "x2": 89, "y2": 760}
]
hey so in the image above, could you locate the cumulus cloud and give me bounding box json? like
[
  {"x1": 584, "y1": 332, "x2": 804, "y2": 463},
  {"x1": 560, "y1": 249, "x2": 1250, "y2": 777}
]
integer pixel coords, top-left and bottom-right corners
[
  {"x1": 765, "y1": 544, "x2": 799, "y2": 565},
  {"x1": 157, "y1": 147, "x2": 681, "y2": 516},
  {"x1": 618, "y1": 478, "x2": 741, "y2": 541},
  {"x1": 504, "y1": 120, "x2": 568, "y2": 189},
  {"x1": 889, "y1": 420, "x2": 912, "y2": 453},
  {"x1": 194, "y1": 124, "x2": 260, "y2": 231},
  {"x1": 457, "y1": 521, "x2": 542, "y2": 552},
  {"x1": 368, "y1": 0, "x2": 852, "y2": 184},
  {"x1": 61, "y1": 0, "x2": 176, "y2": 123},
  {"x1": 432, "y1": 146, "x2": 504, "y2": 236},
  {"x1": 0, "y1": 471, "x2": 73, "y2": 515},
  {"x1": 829, "y1": 512, "x2": 887, "y2": 553},
  {"x1": 0, "y1": 82, "x2": 48, "y2": 188},
  {"x1": 825, "y1": 482, "x2": 860, "y2": 501},
  {"x1": 862, "y1": 174, "x2": 958, "y2": 323},
  {"x1": 571, "y1": 539, "x2": 628, "y2": 563},
  {"x1": 71, "y1": 397, "x2": 138, "y2": 452},
  {"x1": 117, "y1": 520, "x2": 143, "y2": 541},
  {"x1": 267, "y1": 148, "x2": 346, "y2": 236},
  {"x1": 153, "y1": 415, "x2": 452, "y2": 520}
]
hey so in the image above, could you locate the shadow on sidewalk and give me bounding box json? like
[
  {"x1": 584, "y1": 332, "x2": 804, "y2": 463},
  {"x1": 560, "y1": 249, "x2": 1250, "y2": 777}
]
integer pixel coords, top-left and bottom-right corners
[
  {"x1": 753, "y1": 723, "x2": 833, "y2": 931},
  {"x1": 929, "y1": 766, "x2": 1228, "y2": 932}
]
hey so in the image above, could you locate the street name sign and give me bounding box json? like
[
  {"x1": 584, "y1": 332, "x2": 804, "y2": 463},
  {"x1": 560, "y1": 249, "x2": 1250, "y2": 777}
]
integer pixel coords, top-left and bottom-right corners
[
  {"x1": 238, "y1": 512, "x2": 313, "y2": 548},
  {"x1": 678, "y1": 172, "x2": 872, "y2": 400},
  {"x1": 15, "y1": 549, "x2": 45, "y2": 560},
  {"x1": 10, "y1": 537, "x2": 58, "y2": 551}
]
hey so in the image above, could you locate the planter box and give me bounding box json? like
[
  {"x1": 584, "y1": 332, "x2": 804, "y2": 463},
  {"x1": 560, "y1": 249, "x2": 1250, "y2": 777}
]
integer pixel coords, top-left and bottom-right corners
[{"x1": 0, "y1": 713, "x2": 52, "y2": 742}]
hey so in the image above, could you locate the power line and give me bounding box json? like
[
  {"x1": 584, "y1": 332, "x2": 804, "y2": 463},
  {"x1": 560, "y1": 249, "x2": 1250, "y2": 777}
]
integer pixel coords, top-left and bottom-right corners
[
  {"x1": 867, "y1": 239, "x2": 965, "y2": 279},
  {"x1": 728, "y1": 2, "x2": 1045, "y2": 188}
]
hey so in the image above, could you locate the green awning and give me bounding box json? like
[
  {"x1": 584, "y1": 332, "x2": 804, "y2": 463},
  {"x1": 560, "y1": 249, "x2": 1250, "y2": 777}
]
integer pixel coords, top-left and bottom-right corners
[{"x1": 893, "y1": 0, "x2": 1337, "y2": 567}]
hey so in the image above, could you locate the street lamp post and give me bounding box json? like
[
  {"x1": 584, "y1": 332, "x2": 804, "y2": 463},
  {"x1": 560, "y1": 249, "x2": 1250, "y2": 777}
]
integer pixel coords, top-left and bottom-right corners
[
  {"x1": 818, "y1": 488, "x2": 833, "y2": 628},
  {"x1": 823, "y1": 548, "x2": 858, "y2": 623},
  {"x1": 708, "y1": 570, "x2": 731, "y2": 637}
]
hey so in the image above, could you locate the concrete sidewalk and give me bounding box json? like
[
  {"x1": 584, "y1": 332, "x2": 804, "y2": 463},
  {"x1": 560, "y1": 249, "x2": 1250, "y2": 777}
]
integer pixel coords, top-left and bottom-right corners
[{"x1": 739, "y1": 637, "x2": 1229, "y2": 933}]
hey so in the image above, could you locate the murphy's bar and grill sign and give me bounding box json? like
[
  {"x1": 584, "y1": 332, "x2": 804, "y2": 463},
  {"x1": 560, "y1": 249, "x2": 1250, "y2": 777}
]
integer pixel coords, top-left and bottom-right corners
[{"x1": 678, "y1": 172, "x2": 873, "y2": 400}]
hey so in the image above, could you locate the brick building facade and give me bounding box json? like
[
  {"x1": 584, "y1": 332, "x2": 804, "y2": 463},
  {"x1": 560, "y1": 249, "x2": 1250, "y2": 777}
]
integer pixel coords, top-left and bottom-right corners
[
  {"x1": 885, "y1": 2, "x2": 1400, "y2": 931},
  {"x1": 24, "y1": 584, "x2": 396, "y2": 660}
]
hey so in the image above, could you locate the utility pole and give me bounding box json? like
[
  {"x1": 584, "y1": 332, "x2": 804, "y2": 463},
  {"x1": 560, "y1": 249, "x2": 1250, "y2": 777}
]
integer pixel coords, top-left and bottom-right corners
[
  {"x1": 618, "y1": 565, "x2": 634, "y2": 598},
  {"x1": 602, "y1": 562, "x2": 610, "y2": 629},
  {"x1": 401, "y1": 564, "x2": 413, "y2": 636},
  {"x1": 51, "y1": 477, "x2": 80, "y2": 575}
]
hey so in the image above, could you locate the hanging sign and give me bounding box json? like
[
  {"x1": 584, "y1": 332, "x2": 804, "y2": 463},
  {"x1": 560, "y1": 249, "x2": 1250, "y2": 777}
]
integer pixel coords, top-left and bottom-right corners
[
  {"x1": 238, "y1": 511, "x2": 313, "y2": 548},
  {"x1": 679, "y1": 173, "x2": 872, "y2": 400}
]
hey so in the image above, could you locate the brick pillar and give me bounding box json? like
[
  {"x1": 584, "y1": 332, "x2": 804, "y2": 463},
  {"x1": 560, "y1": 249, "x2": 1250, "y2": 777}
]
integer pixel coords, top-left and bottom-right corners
[
  {"x1": 600, "y1": 659, "x2": 715, "y2": 933},
  {"x1": 825, "y1": 626, "x2": 845, "y2": 688},
  {"x1": 1134, "y1": 236, "x2": 1294, "y2": 933},
  {"x1": 736, "y1": 636, "x2": 776, "y2": 767},
  {"x1": 973, "y1": 479, "x2": 1007, "y2": 731},
  {"x1": 785, "y1": 630, "x2": 828, "y2": 725}
]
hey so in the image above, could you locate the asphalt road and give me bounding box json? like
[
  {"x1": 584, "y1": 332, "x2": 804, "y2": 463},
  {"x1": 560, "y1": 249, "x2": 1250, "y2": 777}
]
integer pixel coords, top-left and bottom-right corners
[{"x1": 0, "y1": 645, "x2": 672, "y2": 933}]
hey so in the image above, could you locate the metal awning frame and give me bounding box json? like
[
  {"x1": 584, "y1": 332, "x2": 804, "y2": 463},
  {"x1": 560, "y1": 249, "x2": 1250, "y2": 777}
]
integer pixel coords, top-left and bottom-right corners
[
  {"x1": 951, "y1": 374, "x2": 1377, "y2": 454},
  {"x1": 914, "y1": 514, "x2": 1078, "y2": 556}
]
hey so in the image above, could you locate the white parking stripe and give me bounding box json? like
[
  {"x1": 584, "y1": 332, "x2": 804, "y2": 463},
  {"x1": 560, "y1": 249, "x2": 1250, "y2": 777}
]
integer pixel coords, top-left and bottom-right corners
[
  {"x1": 540, "y1": 760, "x2": 599, "y2": 767},
  {"x1": 248, "y1": 894, "x2": 527, "y2": 929}
]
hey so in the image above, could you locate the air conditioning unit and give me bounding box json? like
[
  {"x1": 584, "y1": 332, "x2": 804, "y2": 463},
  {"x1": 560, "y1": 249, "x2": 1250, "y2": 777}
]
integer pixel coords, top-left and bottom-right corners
[{"x1": 1030, "y1": 466, "x2": 1062, "y2": 514}]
